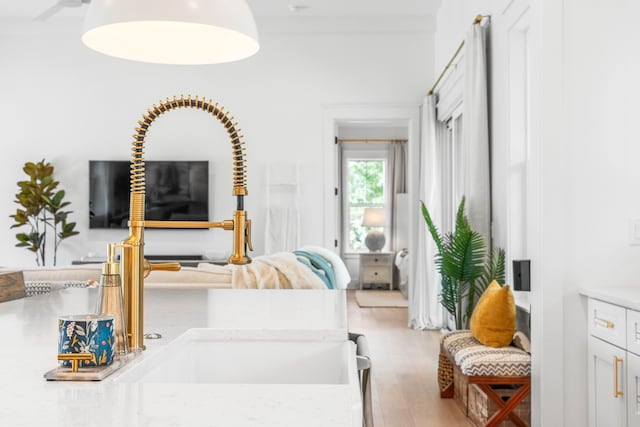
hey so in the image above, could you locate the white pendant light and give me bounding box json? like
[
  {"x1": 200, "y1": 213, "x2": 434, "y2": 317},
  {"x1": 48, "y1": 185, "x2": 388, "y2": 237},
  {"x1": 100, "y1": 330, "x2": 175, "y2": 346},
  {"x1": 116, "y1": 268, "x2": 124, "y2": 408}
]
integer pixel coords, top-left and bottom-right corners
[{"x1": 81, "y1": 0, "x2": 259, "y2": 65}]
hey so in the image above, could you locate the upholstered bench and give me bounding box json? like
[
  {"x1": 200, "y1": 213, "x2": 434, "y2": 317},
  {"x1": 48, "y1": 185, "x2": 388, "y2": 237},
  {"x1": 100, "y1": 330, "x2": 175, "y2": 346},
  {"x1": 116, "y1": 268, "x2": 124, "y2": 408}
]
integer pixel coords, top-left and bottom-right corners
[{"x1": 438, "y1": 330, "x2": 531, "y2": 427}]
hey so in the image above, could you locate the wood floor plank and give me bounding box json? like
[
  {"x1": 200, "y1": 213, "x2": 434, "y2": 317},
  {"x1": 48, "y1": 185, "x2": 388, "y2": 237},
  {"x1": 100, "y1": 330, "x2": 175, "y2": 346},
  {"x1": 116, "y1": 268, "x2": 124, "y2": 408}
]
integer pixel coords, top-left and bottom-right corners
[{"x1": 347, "y1": 290, "x2": 471, "y2": 427}]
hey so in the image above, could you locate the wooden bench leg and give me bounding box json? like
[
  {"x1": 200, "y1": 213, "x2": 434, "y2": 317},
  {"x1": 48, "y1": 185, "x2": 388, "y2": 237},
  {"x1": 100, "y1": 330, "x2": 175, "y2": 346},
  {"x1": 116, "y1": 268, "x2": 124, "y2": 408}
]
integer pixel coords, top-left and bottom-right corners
[
  {"x1": 478, "y1": 383, "x2": 531, "y2": 427},
  {"x1": 440, "y1": 381, "x2": 454, "y2": 398}
]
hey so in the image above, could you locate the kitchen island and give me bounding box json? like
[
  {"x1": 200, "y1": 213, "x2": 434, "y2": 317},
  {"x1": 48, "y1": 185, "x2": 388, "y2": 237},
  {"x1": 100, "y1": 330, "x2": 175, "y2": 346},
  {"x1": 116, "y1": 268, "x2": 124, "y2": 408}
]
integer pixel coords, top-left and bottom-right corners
[{"x1": 0, "y1": 287, "x2": 360, "y2": 427}]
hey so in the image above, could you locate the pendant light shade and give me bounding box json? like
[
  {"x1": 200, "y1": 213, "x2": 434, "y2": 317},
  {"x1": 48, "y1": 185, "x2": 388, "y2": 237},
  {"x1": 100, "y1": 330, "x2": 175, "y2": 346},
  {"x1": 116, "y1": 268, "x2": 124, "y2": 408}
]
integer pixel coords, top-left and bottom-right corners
[{"x1": 81, "y1": 0, "x2": 259, "y2": 65}]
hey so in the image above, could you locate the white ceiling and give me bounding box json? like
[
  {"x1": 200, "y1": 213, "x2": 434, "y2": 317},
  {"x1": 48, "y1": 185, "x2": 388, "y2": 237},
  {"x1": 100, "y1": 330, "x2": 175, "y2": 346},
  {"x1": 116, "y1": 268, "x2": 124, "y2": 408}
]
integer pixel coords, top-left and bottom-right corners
[
  {"x1": 0, "y1": 0, "x2": 441, "y2": 21},
  {"x1": 248, "y1": 0, "x2": 441, "y2": 17}
]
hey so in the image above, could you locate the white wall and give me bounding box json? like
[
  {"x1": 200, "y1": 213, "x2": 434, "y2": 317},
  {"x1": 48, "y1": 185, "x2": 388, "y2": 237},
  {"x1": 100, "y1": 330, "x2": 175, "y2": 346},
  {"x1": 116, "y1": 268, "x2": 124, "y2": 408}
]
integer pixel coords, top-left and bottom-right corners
[
  {"x1": 0, "y1": 18, "x2": 432, "y2": 267},
  {"x1": 437, "y1": 1, "x2": 640, "y2": 426},
  {"x1": 562, "y1": 0, "x2": 640, "y2": 424}
]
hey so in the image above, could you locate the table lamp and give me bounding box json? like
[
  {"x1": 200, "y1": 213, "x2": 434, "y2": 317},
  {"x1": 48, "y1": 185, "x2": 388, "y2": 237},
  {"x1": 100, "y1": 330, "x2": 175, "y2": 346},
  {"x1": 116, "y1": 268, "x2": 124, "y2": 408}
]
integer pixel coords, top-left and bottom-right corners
[{"x1": 362, "y1": 207, "x2": 386, "y2": 252}]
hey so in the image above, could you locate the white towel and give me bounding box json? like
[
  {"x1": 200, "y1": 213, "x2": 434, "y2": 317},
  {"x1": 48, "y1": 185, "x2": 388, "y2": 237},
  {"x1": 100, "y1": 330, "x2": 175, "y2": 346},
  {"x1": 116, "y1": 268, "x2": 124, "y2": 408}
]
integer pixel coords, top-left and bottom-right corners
[
  {"x1": 265, "y1": 207, "x2": 299, "y2": 253},
  {"x1": 227, "y1": 252, "x2": 325, "y2": 289}
]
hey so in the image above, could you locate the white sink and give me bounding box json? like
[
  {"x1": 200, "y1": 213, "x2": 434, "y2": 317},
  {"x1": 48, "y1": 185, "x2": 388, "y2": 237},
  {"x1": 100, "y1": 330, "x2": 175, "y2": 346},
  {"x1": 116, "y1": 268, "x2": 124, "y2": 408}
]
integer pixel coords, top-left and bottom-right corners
[
  {"x1": 115, "y1": 328, "x2": 363, "y2": 426},
  {"x1": 112, "y1": 290, "x2": 360, "y2": 426},
  {"x1": 116, "y1": 329, "x2": 357, "y2": 385}
]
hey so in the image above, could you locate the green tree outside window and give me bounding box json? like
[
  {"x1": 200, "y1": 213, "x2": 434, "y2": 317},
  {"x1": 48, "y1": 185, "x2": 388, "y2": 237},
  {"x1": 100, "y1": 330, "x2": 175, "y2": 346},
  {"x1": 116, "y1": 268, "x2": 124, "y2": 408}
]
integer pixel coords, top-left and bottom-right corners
[{"x1": 347, "y1": 160, "x2": 385, "y2": 251}]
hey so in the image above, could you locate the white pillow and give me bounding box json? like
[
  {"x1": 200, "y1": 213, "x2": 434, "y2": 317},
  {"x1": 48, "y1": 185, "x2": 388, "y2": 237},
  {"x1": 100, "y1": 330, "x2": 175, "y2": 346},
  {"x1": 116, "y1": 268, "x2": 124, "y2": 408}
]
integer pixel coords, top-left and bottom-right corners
[
  {"x1": 512, "y1": 331, "x2": 531, "y2": 353},
  {"x1": 300, "y1": 245, "x2": 351, "y2": 289}
]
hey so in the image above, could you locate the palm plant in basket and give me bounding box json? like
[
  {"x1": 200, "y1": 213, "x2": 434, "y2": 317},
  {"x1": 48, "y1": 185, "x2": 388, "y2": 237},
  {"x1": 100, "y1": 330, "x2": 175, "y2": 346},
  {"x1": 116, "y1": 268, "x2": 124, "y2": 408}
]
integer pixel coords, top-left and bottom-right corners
[{"x1": 421, "y1": 196, "x2": 505, "y2": 330}]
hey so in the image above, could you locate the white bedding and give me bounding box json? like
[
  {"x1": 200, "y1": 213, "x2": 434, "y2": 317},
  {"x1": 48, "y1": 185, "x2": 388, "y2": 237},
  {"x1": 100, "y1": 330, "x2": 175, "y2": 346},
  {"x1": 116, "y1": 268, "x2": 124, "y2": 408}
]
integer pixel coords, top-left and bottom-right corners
[
  {"x1": 223, "y1": 252, "x2": 326, "y2": 289},
  {"x1": 300, "y1": 245, "x2": 351, "y2": 289}
]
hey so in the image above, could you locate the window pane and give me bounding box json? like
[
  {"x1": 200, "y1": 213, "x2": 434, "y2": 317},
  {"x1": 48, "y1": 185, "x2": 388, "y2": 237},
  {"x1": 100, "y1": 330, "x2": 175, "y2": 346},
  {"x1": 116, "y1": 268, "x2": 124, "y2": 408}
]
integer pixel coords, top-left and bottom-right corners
[
  {"x1": 350, "y1": 206, "x2": 367, "y2": 251},
  {"x1": 345, "y1": 159, "x2": 386, "y2": 251},
  {"x1": 348, "y1": 160, "x2": 384, "y2": 204}
]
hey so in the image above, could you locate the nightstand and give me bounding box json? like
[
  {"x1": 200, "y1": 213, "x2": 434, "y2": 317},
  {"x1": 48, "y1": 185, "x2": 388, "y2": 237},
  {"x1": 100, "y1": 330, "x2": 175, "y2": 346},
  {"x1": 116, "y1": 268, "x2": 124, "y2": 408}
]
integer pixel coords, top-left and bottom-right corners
[{"x1": 359, "y1": 252, "x2": 394, "y2": 290}]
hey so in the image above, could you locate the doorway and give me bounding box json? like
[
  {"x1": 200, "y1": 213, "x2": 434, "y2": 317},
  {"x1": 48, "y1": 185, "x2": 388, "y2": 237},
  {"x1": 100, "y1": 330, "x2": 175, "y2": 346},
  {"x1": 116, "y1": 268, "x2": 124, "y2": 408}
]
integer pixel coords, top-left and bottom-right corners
[
  {"x1": 322, "y1": 105, "x2": 420, "y2": 291},
  {"x1": 337, "y1": 127, "x2": 407, "y2": 290}
]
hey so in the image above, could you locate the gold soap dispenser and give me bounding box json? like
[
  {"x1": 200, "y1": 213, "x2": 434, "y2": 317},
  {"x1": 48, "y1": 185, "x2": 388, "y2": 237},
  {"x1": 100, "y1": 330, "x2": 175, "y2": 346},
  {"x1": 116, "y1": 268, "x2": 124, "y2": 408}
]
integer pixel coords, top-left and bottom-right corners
[{"x1": 96, "y1": 243, "x2": 129, "y2": 356}]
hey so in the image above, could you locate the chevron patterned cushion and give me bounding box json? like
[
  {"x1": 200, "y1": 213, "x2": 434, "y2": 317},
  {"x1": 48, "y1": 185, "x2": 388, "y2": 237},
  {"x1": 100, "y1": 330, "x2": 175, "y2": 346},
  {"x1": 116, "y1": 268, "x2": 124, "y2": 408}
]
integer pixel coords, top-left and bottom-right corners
[{"x1": 441, "y1": 330, "x2": 530, "y2": 377}]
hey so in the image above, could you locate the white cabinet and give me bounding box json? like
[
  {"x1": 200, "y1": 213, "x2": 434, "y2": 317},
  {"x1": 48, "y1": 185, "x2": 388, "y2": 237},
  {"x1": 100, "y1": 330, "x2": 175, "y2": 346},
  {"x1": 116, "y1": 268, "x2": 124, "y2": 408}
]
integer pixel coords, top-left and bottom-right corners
[
  {"x1": 589, "y1": 299, "x2": 626, "y2": 348},
  {"x1": 587, "y1": 298, "x2": 640, "y2": 427},
  {"x1": 588, "y1": 335, "x2": 626, "y2": 427},
  {"x1": 359, "y1": 253, "x2": 394, "y2": 290}
]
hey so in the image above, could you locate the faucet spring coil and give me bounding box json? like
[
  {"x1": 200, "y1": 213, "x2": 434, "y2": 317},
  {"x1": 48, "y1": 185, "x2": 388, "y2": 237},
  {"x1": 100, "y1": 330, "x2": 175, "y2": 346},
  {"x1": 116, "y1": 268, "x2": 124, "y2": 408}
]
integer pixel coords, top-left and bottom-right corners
[{"x1": 129, "y1": 95, "x2": 248, "y2": 197}]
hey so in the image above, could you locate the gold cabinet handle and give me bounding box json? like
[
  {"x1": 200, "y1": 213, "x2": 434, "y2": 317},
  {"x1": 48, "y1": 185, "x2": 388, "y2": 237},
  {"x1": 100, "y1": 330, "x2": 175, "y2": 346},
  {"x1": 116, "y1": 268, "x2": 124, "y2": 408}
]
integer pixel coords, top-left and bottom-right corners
[
  {"x1": 58, "y1": 353, "x2": 93, "y2": 373},
  {"x1": 614, "y1": 356, "x2": 624, "y2": 398},
  {"x1": 595, "y1": 317, "x2": 615, "y2": 329}
]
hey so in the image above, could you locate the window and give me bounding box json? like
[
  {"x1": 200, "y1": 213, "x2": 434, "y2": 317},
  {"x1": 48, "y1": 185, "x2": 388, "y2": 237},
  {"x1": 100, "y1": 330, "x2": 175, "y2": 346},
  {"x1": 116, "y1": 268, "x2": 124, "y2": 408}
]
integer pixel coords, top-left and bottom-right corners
[
  {"x1": 341, "y1": 146, "x2": 389, "y2": 252},
  {"x1": 507, "y1": 19, "x2": 531, "y2": 269},
  {"x1": 441, "y1": 111, "x2": 463, "y2": 234}
]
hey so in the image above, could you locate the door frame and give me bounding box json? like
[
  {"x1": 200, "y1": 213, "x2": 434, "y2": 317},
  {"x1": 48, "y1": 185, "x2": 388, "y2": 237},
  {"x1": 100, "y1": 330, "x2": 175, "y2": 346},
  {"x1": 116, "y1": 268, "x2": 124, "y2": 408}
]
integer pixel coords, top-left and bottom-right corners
[{"x1": 322, "y1": 104, "x2": 421, "y2": 289}]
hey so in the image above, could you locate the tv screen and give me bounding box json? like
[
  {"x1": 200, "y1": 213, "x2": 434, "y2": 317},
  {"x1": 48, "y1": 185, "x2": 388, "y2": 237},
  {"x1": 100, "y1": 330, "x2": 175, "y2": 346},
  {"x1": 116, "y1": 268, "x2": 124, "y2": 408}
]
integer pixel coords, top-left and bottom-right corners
[{"x1": 89, "y1": 160, "x2": 209, "y2": 229}]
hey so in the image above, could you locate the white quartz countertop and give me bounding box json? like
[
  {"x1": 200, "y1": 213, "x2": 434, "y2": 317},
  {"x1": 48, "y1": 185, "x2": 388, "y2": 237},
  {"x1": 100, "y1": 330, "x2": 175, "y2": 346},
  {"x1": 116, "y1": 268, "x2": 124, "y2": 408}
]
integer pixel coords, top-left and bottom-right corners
[
  {"x1": 580, "y1": 287, "x2": 640, "y2": 311},
  {"x1": 0, "y1": 287, "x2": 355, "y2": 427}
]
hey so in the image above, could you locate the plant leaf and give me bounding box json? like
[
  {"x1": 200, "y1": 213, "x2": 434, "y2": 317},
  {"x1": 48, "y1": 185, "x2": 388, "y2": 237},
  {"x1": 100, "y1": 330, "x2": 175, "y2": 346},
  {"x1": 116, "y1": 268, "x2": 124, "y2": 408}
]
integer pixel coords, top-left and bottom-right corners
[
  {"x1": 442, "y1": 227, "x2": 485, "y2": 283},
  {"x1": 420, "y1": 201, "x2": 444, "y2": 256},
  {"x1": 477, "y1": 247, "x2": 506, "y2": 294}
]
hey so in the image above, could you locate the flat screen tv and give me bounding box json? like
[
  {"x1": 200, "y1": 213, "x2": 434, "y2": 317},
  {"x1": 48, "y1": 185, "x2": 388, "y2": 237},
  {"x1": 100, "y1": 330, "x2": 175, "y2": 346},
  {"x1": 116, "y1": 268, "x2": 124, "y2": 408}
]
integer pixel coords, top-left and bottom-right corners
[{"x1": 89, "y1": 160, "x2": 209, "y2": 229}]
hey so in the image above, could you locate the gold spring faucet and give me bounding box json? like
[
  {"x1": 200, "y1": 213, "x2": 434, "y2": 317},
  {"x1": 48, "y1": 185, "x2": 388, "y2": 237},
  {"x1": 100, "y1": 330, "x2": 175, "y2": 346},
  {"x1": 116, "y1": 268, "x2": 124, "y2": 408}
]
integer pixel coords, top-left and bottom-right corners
[{"x1": 120, "y1": 95, "x2": 253, "y2": 351}]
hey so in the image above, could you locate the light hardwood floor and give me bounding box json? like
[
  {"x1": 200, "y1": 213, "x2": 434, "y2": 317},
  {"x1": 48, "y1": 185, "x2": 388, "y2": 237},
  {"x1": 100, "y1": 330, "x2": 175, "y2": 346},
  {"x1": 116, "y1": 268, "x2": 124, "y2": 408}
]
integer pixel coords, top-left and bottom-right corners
[{"x1": 346, "y1": 290, "x2": 471, "y2": 427}]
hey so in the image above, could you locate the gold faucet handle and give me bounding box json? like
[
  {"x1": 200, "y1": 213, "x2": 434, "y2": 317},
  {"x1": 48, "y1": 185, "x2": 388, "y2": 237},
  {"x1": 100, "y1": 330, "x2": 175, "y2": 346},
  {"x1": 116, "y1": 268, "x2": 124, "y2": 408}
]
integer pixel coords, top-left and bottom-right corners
[
  {"x1": 58, "y1": 353, "x2": 93, "y2": 373},
  {"x1": 143, "y1": 260, "x2": 182, "y2": 277},
  {"x1": 246, "y1": 219, "x2": 253, "y2": 251}
]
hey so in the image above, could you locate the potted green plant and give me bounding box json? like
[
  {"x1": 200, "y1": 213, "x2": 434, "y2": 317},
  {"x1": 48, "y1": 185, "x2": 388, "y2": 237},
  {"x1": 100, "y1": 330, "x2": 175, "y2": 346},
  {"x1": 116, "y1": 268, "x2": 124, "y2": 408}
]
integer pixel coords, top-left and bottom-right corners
[
  {"x1": 10, "y1": 159, "x2": 79, "y2": 266},
  {"x1": 421, "y1": 196, "x2": 505, "y2": 329}
]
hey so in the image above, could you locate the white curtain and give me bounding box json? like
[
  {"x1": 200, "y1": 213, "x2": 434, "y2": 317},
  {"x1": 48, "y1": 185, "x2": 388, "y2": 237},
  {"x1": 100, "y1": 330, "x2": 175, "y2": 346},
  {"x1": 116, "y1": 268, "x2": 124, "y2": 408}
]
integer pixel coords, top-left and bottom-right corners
[
  {"x1": 388, "y1": 141, "x2": 407, "y2": 250},
  {"x1": 264, "y1": 164, "x2": 300, "y2": 253},
  {"x1": 410, "y1": 95, "x2": 444, "y2": 330},
  {"x1": 461, "y1": 23, "x2": 491, "y2": 243}
]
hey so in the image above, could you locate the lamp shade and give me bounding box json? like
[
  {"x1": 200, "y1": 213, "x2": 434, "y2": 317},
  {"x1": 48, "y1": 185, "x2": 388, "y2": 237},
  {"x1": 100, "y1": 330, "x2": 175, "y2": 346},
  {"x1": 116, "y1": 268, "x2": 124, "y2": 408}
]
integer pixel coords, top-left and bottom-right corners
[
  {"x1": 362, "y1": 207, "x2": 386, "y2": 228},
  {"x1": 81, "y1": 0, "x2": 260, "y2": 65}
]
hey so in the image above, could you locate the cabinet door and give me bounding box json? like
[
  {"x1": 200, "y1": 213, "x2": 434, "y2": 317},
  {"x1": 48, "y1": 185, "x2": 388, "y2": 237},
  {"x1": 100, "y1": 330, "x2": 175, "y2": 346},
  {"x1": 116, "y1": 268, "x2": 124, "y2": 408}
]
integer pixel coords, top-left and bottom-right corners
[
  {"x1": 588, "y1": 336, "x2": 626, "y2": 427},
  {"x1": 628, "y1": 352, "x2": 640, "y2": 427}
]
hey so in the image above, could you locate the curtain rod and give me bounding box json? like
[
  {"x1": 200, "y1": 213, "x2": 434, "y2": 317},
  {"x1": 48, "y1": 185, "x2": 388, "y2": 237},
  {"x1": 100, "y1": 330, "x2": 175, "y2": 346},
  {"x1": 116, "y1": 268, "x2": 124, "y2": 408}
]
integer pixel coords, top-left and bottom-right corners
[
  {"x1": 338, "y1": 138, "x2": 407, "y2": 144},
  {"x1": 427, "y1": 14, "x2": 489, "y2": 96}
]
